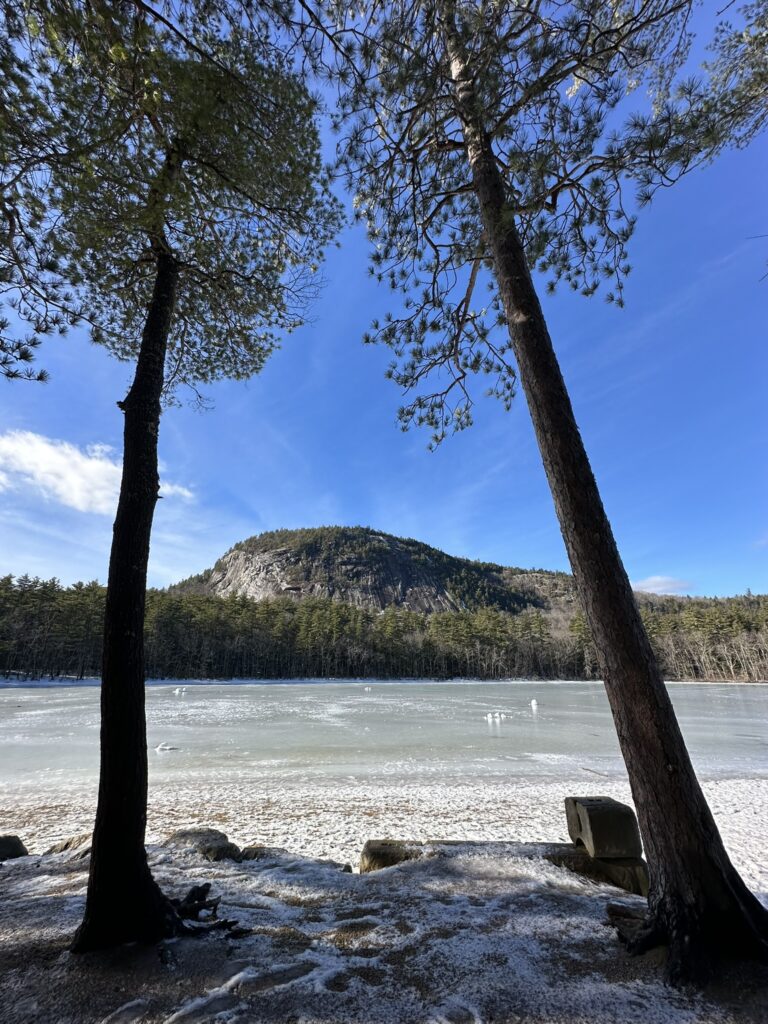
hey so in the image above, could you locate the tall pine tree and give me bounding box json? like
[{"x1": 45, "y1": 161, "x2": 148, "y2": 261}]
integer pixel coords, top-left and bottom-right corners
[
  {"x1": 319, "y1": 0, "x2": 767, "y2": 982},
  {"x1": 12, "y1": 5, "x2": 342, "y2": 950}
]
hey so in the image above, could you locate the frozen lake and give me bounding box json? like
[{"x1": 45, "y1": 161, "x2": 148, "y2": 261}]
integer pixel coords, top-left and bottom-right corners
[
  {"x1": 1, "y1": 680, "x2": 767, "y2": 880},
  {"x1": 1, "y1": 679, "x2": 767, "y2": 786}
]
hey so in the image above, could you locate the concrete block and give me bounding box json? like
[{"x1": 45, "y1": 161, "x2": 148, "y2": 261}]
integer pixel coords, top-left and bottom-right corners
[
  {"x1": 543, "y1": 843, "x2": 649, "y2": 897},
  {"x1": 564, "y1": 796, "x2": 642, "y2": 859}
]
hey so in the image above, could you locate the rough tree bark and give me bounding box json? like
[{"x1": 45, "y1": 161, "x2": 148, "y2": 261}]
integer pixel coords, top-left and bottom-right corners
[
  {"x1": 442, "y1": 14, "x2": 768, "y2": 984},
  {"x1": 71, "y1": 248, "x2": 186, "y2": 952}
]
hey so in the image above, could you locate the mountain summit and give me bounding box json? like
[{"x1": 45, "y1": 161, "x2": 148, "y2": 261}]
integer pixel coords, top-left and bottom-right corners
[{"x1": 172, "y1": 525, "x2": 576, "y2": 615}]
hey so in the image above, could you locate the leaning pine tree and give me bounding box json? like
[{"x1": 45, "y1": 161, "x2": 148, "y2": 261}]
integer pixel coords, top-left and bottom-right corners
[
  {"x1": 320, "y1": 0, "x2": 768, "y2": 982},
  {"x1": 44, "y1": 16, "x2": 341, "y2": 951}
]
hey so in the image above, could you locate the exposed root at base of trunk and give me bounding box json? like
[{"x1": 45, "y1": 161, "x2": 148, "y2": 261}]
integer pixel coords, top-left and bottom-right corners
[
  {"x1": 71, "y1": 879, "x2": 190, "y2": 954},
  {"x1": 607, "y1": 902, "x2": 667, "y2": 956},
  {"x1": 607, "y1": 894, "x2": 768, "y2": 987},
  {"x1": 70, "y1": 879, "x2": 243, "y2": 954},
  {"x1": 173, "y1": 882, "x2": 222, "y2": 921}
]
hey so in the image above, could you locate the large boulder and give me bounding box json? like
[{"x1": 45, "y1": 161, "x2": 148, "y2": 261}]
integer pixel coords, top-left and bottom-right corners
[
  {"x1": 564, "y1": 796, "x2": 643, "y2": 859},
  {"x1": 166, "y1": 828, "x2": 241, "y2": 862},
  {"x1": 0, "y1": 835, "x2": 28, "y2": 860}
]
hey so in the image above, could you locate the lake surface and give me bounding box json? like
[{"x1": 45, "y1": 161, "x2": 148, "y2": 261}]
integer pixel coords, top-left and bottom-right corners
[
  {"x1": 1, "y1": 679, "x2": 766, "y2": 791},
  {"x1": 2, "y1": 680, "x2": 767, "y2": 875}
]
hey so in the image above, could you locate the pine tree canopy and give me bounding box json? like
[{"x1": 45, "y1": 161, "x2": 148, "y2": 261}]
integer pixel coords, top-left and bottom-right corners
[
  {"x1": 1, "y1": 1, "x2": 343, "y2": 389},
  {"x1": 704, "y1": 1, "x2": 768, "y2": 150},
  {"x1": 313, "y1": 0, "x2": 747, "y2": 444}
]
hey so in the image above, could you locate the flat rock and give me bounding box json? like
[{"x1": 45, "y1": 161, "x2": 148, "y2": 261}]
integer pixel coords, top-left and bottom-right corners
[
  {"x1": 0, "y1": 835, "x2": 28, "y2": 860},
  {"x1": 359, "y1": 840, "x2": 427, "y2": 873},
  {"x1": 359, "y1": 839, "x2": 649, "y2": 896},
  {"x1": 166, "y1": 828, "x2": 241, "y2": 862},
  {"x1": 564, "y1": 796, "x2": 643, "y2": 859}
]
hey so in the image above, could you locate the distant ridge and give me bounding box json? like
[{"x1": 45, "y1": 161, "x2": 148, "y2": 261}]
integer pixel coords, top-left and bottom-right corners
[
  {"x1": 3, "y1": 528, "x2": 766, "y2": 681},
  {"x1": 171, "y1": 525, "x2": 577, "y2": 615}
]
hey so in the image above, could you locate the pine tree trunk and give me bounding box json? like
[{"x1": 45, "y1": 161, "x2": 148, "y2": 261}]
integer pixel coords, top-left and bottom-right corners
[
  {"x1": 443, "y1": 17, "x2": 768, "y2": 984},
  {"x1": 72, "y1": 251, "x2": 185, "y2": 952}
]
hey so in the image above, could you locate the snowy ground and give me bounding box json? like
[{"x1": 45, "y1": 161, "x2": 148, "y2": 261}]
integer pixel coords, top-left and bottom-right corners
[
  {"x1": 2, "y1": 838, "x2": 766, "y2": 1024},
  {"x1": 2, "y1": 779, "x2": 767, "y2": 1024},
  {"x1": 2, "y1": 683, "x2": 766, "y2": 1021}
]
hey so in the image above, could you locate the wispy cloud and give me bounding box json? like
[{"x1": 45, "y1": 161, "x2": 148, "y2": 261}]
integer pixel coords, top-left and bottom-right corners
[
  {"x1": 0, "y1": 430, "x2": 193, "y2": 515},
  {"x1": 159, "y1": 481, "x2": 194, "y2": 501},
  {"x1": 631, "y1": 574, "x2": 691, "y2": 596}
]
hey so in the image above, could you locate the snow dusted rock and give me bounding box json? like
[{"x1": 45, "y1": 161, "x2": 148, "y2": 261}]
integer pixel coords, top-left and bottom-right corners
[
  {"x1": 0, "y1": 835, "x2": 28, "y2": 860},
  {"x1": 241, "y1": 843, "x2": 352, "y2": 872},
  {"x1": 239, "y1": 843, "x2": 290, "y2": 862},
  {"x1": 564, "y1": 796, "x2": 643, "y2": 859},
  {"x1": 359, "y1": 839, "x2": 427, "y2": 873},
  {"x1": 166, "y1": 828, "x2": 241, "y2": 862},
  {"x1": 44, "y1": 832, "x2": 92, "y2": 857}
]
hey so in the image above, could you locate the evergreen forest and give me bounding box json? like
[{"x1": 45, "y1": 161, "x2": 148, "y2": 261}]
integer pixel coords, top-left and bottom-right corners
[{"x1": 2, "y1": 573, "x2": 766, "y2": 683}]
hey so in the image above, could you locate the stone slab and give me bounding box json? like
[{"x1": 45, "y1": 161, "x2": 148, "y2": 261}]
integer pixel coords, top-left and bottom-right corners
[
  {"x1": 542, "y1": 843, "x2": 649, "y2": 897},
  {"x1": 358, "y1": 839, "x2": 649, "y2": 896}
]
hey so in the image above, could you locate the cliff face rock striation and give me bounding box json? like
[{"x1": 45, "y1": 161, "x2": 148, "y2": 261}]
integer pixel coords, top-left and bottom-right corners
[{"x1": 172, "y1": 526, "x2": 574, "y2": 615}]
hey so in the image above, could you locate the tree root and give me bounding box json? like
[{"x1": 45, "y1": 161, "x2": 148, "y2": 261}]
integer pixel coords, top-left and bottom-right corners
[
  {"x1": 171, "y1": 882, "x2": 247, "y2": 938},
  {"x1": 607, "y1": 902, "x2": 666, "y2": 956},
  {"x1": 172, "y1": 882, "x2": 222, "y2": 921},
  {"x1": 607, "y1": 891, "x2": 768, "y2": 988},
  {"x1": 71, "y1": 879, "x2": 246, "y2": 952}
]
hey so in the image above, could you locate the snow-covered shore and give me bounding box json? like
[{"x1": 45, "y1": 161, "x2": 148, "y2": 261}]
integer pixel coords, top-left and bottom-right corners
[
  {"x1": 2, "y1": 681, "x2": 766, "y2": 1022},
  {"x1": 2, "y1": 834, "x2": 767, "y2": 1024},
  {"x1": 2, "y1": 777, "x2": 767, "y2": 1024},
  {"x1": 6, "y1": 775, "x2": 768, "y2": 897}
]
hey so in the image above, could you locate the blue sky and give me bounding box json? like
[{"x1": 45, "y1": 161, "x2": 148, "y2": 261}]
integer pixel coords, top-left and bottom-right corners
[{"x1": 1, "y1": 77, "x2": 766, "y2": 597}]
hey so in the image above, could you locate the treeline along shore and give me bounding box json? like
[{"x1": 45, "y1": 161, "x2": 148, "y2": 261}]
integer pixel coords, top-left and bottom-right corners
[{"x1": 2, "y1": 574, "x2": 766, "y2": 683}]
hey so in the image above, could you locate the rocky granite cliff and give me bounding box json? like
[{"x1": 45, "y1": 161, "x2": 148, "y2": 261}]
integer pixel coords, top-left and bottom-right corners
[{"x1": 171, "y1": 526, "x2": 577, "y2": 615}]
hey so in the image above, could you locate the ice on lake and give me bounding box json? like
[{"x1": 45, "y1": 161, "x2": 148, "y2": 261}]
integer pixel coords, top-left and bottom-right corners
[
  {"x1": 2, "y1": 679, "x2": 766, "y2": 786},
  {"x1": 1, "y1": 680, "x2": 766, "y2": 880}
]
